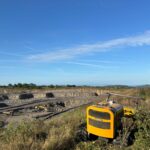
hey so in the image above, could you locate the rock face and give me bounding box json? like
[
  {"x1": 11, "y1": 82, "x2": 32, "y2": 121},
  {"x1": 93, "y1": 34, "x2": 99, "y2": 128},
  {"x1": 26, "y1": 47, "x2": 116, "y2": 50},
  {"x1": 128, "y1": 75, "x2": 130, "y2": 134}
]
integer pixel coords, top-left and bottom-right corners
[
  {"x1": 52, "y1": 91, "x2": 98, "y2": 98},
  {"x1": 0, "y1": 94, "x2": 9, "y2": 101},
  {"x1": 3, "y1": 89, "x2": 104, "y2": 101},
  {"x1": 19, "y1": 93, "x2": 34, "y2": 100}
]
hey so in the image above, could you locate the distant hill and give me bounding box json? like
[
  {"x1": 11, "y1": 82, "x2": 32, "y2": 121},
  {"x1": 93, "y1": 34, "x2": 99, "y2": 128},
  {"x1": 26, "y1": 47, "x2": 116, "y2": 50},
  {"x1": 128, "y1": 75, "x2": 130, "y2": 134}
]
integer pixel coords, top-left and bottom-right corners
[{"x1": 135, "y1": 85, "x2": 150, "y2": 88}]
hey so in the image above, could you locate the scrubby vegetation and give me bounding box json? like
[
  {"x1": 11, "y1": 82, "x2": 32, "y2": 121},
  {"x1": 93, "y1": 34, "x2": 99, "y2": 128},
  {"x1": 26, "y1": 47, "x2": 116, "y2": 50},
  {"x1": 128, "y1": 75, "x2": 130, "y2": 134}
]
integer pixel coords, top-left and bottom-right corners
[
  {"x1": 0, "y1": 88, "x2": 149, "y2": 150},
  {"x1": 0, "y1": 107, "x2": 86, "y2": 150},
  {"x1": 132, "y1": 109, "x2": 150, "y2": 149},
  {"x1": 0, "y1": 106, "x2": 149, "y2": 150}
]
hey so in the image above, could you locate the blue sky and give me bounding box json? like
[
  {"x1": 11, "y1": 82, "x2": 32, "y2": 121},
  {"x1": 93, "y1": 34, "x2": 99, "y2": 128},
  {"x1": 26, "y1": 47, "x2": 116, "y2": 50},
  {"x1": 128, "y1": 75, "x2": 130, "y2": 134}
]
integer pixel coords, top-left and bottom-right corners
[{"x1": 0, "y1": 0, "x2": 150, "y2": 85}]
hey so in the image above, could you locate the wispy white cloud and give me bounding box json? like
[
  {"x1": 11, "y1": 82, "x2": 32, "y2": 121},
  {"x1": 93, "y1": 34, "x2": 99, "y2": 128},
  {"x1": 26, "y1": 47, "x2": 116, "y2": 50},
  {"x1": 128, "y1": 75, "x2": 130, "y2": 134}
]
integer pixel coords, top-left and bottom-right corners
[
  {"x1": 0, "y1": 59, "x2": 21, "y2": 62},
  {"x1": 24, "y1": 46, "x2": 34, "y2": 51},
  {"x1": 0, "y1": 66, "x2": 16, "y2": 69},
  {"x1": 0, "y1": 51, "x2": 23, "y2": 57},
  {"x1": 77, "y1": 59, "x2": 134, "y2": 64},
  {"x1": 65, "y1": 61, "x2": 119, "y2": 69},
  {"x1": 27, "y1": 30, "x2": 150, "y2": 62},
  {"x1": 24, "y1": 45, "x2": 43, "y2": 53}
]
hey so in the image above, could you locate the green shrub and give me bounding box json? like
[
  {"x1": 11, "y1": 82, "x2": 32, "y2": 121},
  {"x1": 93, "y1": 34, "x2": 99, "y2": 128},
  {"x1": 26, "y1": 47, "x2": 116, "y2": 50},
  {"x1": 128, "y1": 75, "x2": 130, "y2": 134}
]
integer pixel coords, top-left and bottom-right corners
[{"x1": 132, "y1": 109, "x2": 150, "y2": 150}]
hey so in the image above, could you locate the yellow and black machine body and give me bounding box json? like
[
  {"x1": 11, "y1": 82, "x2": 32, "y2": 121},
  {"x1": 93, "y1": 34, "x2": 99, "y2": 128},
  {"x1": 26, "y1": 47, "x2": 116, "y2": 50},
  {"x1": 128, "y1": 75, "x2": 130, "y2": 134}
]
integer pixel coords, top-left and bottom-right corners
[
  {"x1": 85, "y1": 93, "x2": 143, "y2": 144},
  {"x1": 87, "y1": 101, "x2": 124, "y2": 139}
]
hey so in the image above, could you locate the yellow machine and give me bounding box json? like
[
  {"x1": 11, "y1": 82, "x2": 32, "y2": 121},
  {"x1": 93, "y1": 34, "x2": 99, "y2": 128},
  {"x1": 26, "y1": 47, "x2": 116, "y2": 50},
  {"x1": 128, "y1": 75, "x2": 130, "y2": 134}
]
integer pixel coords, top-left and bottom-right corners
[
  {"x1": 86, "y1": 93, "x2": 141, "y2": 141},
  {"x1": 87, "y1": 101, "x2": 124, "y2": 139},
  {"x1": 123, "y1": 106, "x2": 135, "y2": 117}
]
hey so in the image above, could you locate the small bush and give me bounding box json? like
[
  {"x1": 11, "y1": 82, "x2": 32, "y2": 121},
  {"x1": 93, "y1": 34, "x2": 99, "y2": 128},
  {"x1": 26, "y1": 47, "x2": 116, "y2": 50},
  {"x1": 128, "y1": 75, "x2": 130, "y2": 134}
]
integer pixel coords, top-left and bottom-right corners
[{"x1": 132, "y1": 109, "x2": 150, "y2": 150}]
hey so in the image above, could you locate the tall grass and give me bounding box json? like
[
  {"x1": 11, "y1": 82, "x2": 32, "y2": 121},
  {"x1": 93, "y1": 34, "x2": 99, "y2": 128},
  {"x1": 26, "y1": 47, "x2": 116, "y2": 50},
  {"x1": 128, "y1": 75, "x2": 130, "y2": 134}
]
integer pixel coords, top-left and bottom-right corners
[{"x1": 0, "y1": 107, "x2": 86, "y2": 150}]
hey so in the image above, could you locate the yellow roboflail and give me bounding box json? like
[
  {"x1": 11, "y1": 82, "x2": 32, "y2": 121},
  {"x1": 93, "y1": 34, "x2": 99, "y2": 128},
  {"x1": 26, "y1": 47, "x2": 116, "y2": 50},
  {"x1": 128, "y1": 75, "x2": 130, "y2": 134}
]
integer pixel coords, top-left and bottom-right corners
[{"x1": 86, "y1": 92, "x2": 143, "y2": 141}]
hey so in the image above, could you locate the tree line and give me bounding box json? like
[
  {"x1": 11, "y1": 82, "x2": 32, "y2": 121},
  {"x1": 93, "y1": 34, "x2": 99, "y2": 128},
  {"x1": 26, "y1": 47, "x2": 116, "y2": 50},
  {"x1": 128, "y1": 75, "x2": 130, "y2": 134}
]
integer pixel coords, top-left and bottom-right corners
[{"x1": 0, "y1": 83, "x2": 77, "y2": 89}]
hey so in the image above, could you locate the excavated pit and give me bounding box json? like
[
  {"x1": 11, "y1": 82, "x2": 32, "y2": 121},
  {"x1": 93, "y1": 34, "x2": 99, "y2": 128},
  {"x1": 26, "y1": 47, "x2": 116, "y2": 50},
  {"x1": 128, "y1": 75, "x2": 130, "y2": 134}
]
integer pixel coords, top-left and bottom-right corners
[
  {"x1": 4, "y1": 88, "x2": 104, "y2": 101},
  {"x1": 0, "y1": 89, "x2": 104, "y2": 125}
]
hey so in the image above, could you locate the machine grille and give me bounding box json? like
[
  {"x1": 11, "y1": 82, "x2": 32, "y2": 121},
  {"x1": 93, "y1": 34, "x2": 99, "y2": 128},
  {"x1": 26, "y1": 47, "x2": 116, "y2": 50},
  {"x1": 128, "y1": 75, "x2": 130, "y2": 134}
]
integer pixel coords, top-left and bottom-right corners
[
  {"x1": 89, "y1": 109, "x2": 110, "y2": 120},
  {"x1": 89, "y1": 118, "x2": 110, "y2": 129}
]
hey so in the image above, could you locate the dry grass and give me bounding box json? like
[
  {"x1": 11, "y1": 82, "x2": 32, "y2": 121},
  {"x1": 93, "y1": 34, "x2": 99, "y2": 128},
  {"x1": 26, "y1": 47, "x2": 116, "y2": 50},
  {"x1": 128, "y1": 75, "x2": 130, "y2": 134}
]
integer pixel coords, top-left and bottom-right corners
[{"x1": 0, "y1": 106, "x2": 86, "y2": 150}]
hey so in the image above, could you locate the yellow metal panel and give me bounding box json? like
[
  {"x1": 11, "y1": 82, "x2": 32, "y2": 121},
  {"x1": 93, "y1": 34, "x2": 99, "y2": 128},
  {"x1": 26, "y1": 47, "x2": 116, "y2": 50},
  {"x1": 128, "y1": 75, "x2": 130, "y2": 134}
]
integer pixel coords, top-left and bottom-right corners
[
  {"x1": 87, "y1": 105, "x2": 114, "y2": 139},
  {"x1": 123, "y1": 106, "x2": 135, "y2": 117}
]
